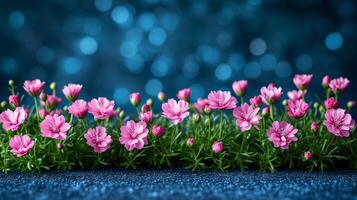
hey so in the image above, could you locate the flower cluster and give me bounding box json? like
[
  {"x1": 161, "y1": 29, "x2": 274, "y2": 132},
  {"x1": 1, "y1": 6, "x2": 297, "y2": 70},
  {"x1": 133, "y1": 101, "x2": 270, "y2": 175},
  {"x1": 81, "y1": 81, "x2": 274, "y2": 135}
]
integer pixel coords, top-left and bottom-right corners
[{"x1": 0, "y1": 74, "x2": 356, "y2": 172}]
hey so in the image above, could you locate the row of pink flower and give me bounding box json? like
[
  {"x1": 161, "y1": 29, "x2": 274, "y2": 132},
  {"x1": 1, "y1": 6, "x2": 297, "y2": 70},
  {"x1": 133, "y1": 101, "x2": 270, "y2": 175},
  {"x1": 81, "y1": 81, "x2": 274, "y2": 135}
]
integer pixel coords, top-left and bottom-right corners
[{"x1": 1, "y1": 74, "x2": 355, "y2": 158}]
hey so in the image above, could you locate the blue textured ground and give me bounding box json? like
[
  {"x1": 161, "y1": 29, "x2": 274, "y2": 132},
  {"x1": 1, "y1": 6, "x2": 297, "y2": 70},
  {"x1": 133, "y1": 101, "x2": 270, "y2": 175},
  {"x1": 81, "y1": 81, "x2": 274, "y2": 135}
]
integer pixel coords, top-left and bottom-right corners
[{"x1": 0, "y1": 169, "x2": 357, "y2": 200}]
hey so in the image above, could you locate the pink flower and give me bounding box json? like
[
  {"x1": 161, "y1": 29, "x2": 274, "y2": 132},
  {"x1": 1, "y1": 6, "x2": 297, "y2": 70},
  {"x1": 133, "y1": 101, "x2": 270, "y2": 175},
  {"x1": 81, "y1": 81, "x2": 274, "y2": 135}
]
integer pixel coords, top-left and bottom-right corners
[
  {"x1": 322, "y1": 75, "x2": 331, "y2": 88},
  {"x1": 212, "y1": 141, "x2": 224, "y2": 153},
  {"x1": 186, "y1": 137, "x2": 195, "y2": 146},
  {"x1": 329, "y1": 77, "x2": 350, "y2": 93},
  {"x1": 293, "y1": 74, "x2": 313, "y2": 90},
  {"x1": 9, "y1": 135, "x2": 34, "y2": 157},
  {"x1": 130, "y1": 92, "x2": 141, "y2": 107},
  {"x1": 323, "y1": 108, "x2": 355, "y2": 137},
  {"x1": 40, "y1": 114, "x2": 71, "y2": 140},
  {"x1": 8, "y1": 95, "x2": 20, "y2": 107},
  {"x1": 139, "y1": 111, "x2": 153, "y2": 123},
  {"x1": 0, "y1": 107, "x2": 28, "y2": 131},
  {"x1": 208, "y1": 90, "x2": 237, "y2": 110},
  {"x1": 162, "y1": 99, "x2": 190, "y2": 124},
  {"x1": 84, "y1": 126, "x2": 112, "y2": 153},
  {"x1": 260, "y1": 84, "x2": 283, "y2": 105},
  {"x1": 157, "y1": 91, "x2": 166, "y2": 102},
  {"x1": 311, "y1": 122, "x2": 319, "y2": 133},
  {"x1": 23, "y1": 79, "x2": 45, "y2": 96},
  {"x1": 287, "y1": 90, "x2": 306, "y2": 100},
  {"x1": 249, "y1": 95, "x2": 263, "y2": 107},
  {"x1": 194, "y1": 98, "x2": 210, "y2": 111},
  {"x1": 68, "y1": 99, "x2": 88, "y2": 118},
  {"x1": 41, "y1": 94, "x2": 61, "y2": 109},
  {"x1": 62, "y1": 84, "x2": 83, "y2": 101},
  {"x1": 304, "y1": 151, "x2": 312, "y2": 160},
  {"x1": 177, "y1": 88, "x2": 191, "y2": 102},
  {"x1": 152, "y1": 125, "x2": 165, "y2": 137},
  {"x1": 324, "y1": 97, "x2": 338, "y2": 109},
  {"x1": 287, "y1": 99, "x2": 309, "y2": 119},
  {"x1": 119, "y1": 120, "x2": 148, "y2": 151},
  {"x1": 267, "y1": 121, "x2": 298, "y2": 149},
  {"x1": 233, "y1": 103, "x2": 261, "y2": 132},
  {"x1": 232, "y1": 80, "x2": 248, "y2": 97},
  {"x1": 88, "y1": 97, "x2": 115, "y2": 120}
]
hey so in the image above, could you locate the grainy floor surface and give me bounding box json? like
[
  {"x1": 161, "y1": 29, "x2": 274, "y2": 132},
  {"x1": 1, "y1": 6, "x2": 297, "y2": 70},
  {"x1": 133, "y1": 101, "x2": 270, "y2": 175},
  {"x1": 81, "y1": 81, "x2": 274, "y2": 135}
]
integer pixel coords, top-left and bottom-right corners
[{"x1": 0, "y1": 169, "x2": 356, "y2": 200}]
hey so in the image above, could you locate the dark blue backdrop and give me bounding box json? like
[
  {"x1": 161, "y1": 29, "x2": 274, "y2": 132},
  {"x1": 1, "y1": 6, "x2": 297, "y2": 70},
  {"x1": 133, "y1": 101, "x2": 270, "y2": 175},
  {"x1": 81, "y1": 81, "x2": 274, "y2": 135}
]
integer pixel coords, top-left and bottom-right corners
[{"x1": 0, "y1": 0, "x2": 356, "y2": 112}]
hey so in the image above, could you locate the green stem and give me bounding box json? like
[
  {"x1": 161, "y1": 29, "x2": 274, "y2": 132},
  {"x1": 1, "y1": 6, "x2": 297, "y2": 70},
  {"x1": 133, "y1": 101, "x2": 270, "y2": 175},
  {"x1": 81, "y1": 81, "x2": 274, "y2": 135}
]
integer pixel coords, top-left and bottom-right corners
[
  {"x1": 269, "y1": 104, "x2": 274, "y2": 121},
  {"x1": 240, "y1": 97, "x2": 244, "y2": 105},
  {"x1": 219, "y1": 110, "x2": 224, "y2": 139},
  {"x1": 33, "y1": 97, "x2": 39, "y2": 121}
]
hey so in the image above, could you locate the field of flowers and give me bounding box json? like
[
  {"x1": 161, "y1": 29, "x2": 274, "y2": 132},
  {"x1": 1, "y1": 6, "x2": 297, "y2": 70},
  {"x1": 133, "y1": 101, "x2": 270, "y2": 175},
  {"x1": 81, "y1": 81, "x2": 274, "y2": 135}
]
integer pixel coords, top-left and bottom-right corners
[{"x1": 0, "y1": 74, "x2": 356, "y2": 172}]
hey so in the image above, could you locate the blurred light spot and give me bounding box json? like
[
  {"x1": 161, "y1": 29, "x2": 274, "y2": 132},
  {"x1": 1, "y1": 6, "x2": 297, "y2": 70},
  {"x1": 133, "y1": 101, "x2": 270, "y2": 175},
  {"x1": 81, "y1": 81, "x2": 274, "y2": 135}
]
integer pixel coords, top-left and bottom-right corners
[
  {"x1": 148, "y1": 28, "x2": 167, "y2": 46},
  {"x1": 295, "y1": 54, "x2": 313, "y2": 72},
  {"x1": 8, "y1": 11, "x2": 25, "y2": 28},
  {"x1": 243, "y1": 62, "x2": 261, "y2": 79},
  {"x1": 337, "y1": 1, "x2": 354, "y2": 19},
  {"x1": 36, "y1": 47, "x2": 54, "y2": 64},
  {"x1": 260, "y1": 54, "x2": 277, "y2": 71},
  {"x1": 248, "y1": 0, "x2": 263, "y2": 6},
  {"x1": 190, "y1": 84, "x2": 205, "y2": 100},
  {"x1": 125, "y1": 55, "x2": 144, "y2": 73},
  {"x1": 113, "y1": 88, "x2": 129, "y2": 106},
  {"x1": 275, "y1": 61, "x2": 292, "y2": 78},
  {"x1": 0, "y1": 57, "x2": 17, "y2": 75},
  {"x1": 197, "y1": 45, "x2": 220, "y2": 65},
  {"x1": 217, "y1": 32, "x2": 232, "y2": 48},
  {"x1": 120, "y1": 41, "x2": 137, "y2": 58},
  {"x1": 249, "y1": 38, "x2": 267, "y2": 56},
  {"x1": 83, "y1": 18, "x2": 102, "y2": 35},
  {"x1": 325, "y1": 32, "x2": 343, "y2": 50},
  {"x1": 183, "y1": 56, "x2": 200, "y2": 79},
  {"x1": 145, "y1": 79, "x2": 163, "y2": 96},
  {"x1": 112, "y1": 6, "x2": 132, "y2": 25},
  {"x1": 59, "y1": 57, "x2": 82, "y2": 75},
  {"x1": 151, "y1": 56, "x2": 173, "y2": 77},
  {"x1": 30, "y1": 67, "x2": 47, "y2": 79},
  {"x1": 228, "y1": 53, "x2": 246, "y2": 70},
  {"x1": 125, "y1": 28, "x2": 143, "y2": 44},
  {"x1": 161, "y1": 13, "x2": 179, "y2": 31},
  {"x1": 95, "y1": 0, "x2": 112, "y2": 12},
  {"x1": 138, "y1": 13, "x2": 156, "y2": 31},
  {"x1": 215, "y1": 64, "x2": 232, "y2": 81},
  {"x1": 79, "y1": 37, "x2": 98, "y2": 55}
]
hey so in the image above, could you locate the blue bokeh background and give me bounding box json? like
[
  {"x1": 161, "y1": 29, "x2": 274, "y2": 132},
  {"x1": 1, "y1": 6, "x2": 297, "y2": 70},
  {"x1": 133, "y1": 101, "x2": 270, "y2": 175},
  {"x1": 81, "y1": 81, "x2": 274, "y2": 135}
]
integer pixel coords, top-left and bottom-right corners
[{"x1": 0, "y1": 0, "x2": 356, "y2": 111}]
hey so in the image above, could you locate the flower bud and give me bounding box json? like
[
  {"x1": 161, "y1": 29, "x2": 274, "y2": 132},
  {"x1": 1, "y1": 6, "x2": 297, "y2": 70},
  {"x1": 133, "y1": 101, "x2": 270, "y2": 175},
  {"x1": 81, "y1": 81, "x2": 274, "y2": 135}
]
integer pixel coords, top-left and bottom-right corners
[
  {"x1": 310, "y1": 122, "x2": 319, "y2": 133},
  {"x1": 282, "y1": 99, "x2": 288, "y2": 106},
  {"x1": 152, "y1": 125, "x2": 165, "y2": 137},
  {"x1": 8, "y1": 95, "x2": 20, "y2": 107},
  {"x1": 146, "y1": 98, "x2": 154, "y2": 107},
  {"x1": 50, "y1": 82, "x2": 57, "y2": 91},
  {"x1": 177, "y1": 88, "x2": 191, "y2": 102},
  {"x1": 157, "y1": 91, "x2": 166, "y2": 102},
  {"x1": 212, "y1": 141, "x2": 223, "y2": 154},
  {"x1": 119, "y1": 110, "x2": 125, "y2": 119},
  {"x1": 319, "y1": 105, "x2": 325, "y2": 113},
  {"x1": 141, "y1": 104, "x2": 151, "y2": 113},
  {"x1": 304, "y1": 151, "x2": 312, "y2": 160},
  {"x1": 232, "y1": 80, "x2": 248, "y2": 97},
  {"x1": 324, "y1": 97, "x2": 338, "y2": 109},
  {"x1": 1, "y1": 101, "x2": 7, "y2": 108},
  {"x1": 193, "y1": 113, "x2": 201, "y2": 123},
  {"x1": 203, "y1": 106, "x2": 212, "y2": 115},
  {"x1": 8, "y1": 80, "x2": 15, "y2": 87},
  {"x1": 347, "y1": 101, "x2": 356, "y2": 109},
  {"x1": 130, "y1": 92, "x2": 141, "y2": 107},
  {"x1": 313, "y1": 102, "x2": 319, "y2": 109},
  {"x1": 57, "y1": 143, "x2": 64, "y2": 150},
  {"x1": 186, "y1": 137, "x2": 195, "y2": 146},
  {"x1": 322, "y1": 75, "x2": 331, "y2": 88},
  {"x1": 40, "y1": 93, "x2": 47, "y2": 101},
  {"x1": 262, "y1": 107, "x2": 270, "y2": 116}
]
